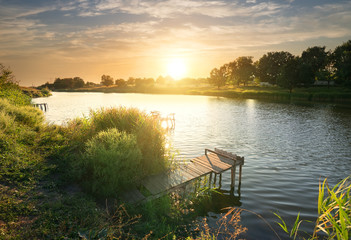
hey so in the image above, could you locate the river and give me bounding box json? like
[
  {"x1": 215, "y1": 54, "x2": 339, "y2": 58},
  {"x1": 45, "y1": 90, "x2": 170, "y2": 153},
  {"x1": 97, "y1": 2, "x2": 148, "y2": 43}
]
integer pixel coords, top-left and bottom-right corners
[{"x1": 33, "y1": 92, "x2": 351, "y2": 239}]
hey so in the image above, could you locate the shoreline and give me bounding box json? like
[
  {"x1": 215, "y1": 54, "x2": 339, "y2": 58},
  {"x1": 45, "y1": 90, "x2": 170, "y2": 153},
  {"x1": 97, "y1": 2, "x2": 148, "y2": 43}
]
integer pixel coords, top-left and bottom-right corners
[{"x1": 53, "y1": 85, "x2": 351, "y2": 106}]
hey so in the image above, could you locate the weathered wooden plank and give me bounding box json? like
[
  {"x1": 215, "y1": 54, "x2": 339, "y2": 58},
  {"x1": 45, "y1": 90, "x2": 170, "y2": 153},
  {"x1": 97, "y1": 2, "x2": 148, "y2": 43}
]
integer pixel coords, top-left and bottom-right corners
[
  {"x1": 179, "y1": 165, "x2": 201, "y2": 179},
  {"x1": 191, "y1": 157, "x2": 224, "y2": 173},
  {"x1": 206, "y1": 153, "x2": 233, "y2": 167},
  {"x1": 189, "y1": 160, "x2": 213, "y2": 172},
  {"x1": 194, "y1": 155, "x2": 231, "y2": 173},
  {"x1": 121, "y1": 188, "x2": 145, "y2": 204},
  {"x1": 184, "y1": 163, "x2": 209, "y2": 176},
  {"x1": 143, "y1": 174, "x2": 169, "y2": 195},
  {"x1": 207, "y1": 154, "x2": 234, "y2": 170},
  {"x1": 172, "y1": 168, "x2": 195, "y2": 182}
]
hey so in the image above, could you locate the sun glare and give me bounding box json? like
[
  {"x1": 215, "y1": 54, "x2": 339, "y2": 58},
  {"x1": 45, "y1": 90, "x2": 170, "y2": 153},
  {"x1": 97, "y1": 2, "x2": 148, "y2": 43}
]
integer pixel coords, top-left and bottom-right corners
[{"x1": 167, "y1": 59, "x2": 187, "y2": 80}]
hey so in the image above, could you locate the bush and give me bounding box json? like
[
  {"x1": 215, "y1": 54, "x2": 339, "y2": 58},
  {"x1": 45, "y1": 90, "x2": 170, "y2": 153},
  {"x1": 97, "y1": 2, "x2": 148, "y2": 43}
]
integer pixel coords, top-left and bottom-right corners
[
  {"x1": 78, "y1": 128, "x2": 142, "y2": 198},
  {"x1": 0, "y1": 98, "x2": 43, "y2": 128},
  {"x1": 89, "y1": 107, "x2": 169, "y2": 176},
  {"x1": 0, "y1": 87, "x2": 31, "y2": 106}
]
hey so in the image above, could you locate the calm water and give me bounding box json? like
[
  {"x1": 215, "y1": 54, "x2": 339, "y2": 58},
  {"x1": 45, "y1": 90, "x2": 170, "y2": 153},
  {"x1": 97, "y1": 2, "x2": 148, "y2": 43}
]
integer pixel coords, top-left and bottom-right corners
[{"x1": 33, "y1": 92, "x2": 351, "y2": 239}]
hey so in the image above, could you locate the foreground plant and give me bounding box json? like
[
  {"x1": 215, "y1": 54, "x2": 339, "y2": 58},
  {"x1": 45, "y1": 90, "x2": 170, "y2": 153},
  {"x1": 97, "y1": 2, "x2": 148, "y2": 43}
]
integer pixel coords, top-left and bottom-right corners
[{"x1": 275, "y1": 176, "x2": 351, "y2": 239}]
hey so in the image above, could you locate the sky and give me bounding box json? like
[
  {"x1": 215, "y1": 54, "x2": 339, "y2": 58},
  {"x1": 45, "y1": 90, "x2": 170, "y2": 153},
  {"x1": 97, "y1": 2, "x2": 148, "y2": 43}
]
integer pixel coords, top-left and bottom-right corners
[{"x1": 1, "y1": 0, "x2": 351, "y2": 86}]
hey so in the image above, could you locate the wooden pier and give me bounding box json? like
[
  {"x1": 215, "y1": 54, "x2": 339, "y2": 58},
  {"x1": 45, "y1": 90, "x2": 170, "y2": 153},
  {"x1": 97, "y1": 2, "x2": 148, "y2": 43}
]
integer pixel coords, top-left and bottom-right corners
[
  {"x1": 151, "y1": 111, "x2": 175, "y2": 129},
  {"x1": 33, "y1": 103, "x2": 48, "y2": 112},
  {"x1": 122, "y1": 148, "x2": 244, "y2": 204}
]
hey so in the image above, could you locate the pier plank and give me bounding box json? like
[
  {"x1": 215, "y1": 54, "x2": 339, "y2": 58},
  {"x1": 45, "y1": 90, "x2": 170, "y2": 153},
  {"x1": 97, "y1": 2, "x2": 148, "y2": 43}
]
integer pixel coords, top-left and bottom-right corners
[{"x1": 123, "y1": 149, "x2": 244, "y2": 204}]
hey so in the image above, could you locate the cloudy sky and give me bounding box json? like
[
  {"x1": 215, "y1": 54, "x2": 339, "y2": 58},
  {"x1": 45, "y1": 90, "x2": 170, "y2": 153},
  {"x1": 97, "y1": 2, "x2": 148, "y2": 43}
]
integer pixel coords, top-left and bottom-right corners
[{"x1": 1, "y1": 0, "x2": 351, "y2": 86}]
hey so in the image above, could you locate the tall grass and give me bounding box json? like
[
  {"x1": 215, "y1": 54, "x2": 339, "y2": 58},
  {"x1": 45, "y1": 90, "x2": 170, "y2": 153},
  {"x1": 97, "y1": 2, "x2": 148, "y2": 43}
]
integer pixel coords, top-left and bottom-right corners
[
  {"x1": 79, "y1": 129, "x2": 142, "y2": 197},
  {"x1": 0, "y1": 86, "x2": 31, "y2": 106},
  {"x1": 0, "y1": 98, "x2": 44, "y2": 128},
  {"x1": 89, "y1": 107, "x2": 170, "y2": 176},
  {"x1": 275, "y1": 176, "x2": 351, "y2": 239},
  {"x1": 56, "y1": 107, "x2": 171, "y2": 199}
]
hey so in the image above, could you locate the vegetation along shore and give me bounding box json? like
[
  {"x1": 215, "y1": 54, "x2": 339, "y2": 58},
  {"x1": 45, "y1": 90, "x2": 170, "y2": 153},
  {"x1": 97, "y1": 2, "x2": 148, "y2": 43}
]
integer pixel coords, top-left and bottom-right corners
[{"x1": 36, "y1": 40, "x2": 351, "y2": 105}]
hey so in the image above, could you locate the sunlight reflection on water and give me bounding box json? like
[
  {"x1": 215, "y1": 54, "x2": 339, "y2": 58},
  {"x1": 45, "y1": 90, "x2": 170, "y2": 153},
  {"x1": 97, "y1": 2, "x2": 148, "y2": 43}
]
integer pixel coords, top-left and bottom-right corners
[{"x1": 33, "y1": 92, "x2": 351, "y2": 239}]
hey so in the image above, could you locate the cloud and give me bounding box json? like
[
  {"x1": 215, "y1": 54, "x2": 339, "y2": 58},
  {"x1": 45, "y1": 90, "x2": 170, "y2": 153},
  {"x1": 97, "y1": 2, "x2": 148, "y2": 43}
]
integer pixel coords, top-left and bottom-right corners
[
  {"x1": 1, "y1": 0, "x2": 351, "y2": 85},
  {"x1": 74, "y1": 0, "x2": 288, "y2": 19}
]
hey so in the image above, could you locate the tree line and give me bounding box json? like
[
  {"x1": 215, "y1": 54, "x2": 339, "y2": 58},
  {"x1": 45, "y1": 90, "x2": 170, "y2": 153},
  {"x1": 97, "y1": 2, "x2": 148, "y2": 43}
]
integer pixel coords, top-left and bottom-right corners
[
  {"x1": 38, "y1": 74, "x2": 208, "y2": 90},
  {"x1": 209, "y1": 40, "x2": 351, "y2": 92},
  {"x1": 37, "y1": 40, "x2": 350, "y2": 91}
]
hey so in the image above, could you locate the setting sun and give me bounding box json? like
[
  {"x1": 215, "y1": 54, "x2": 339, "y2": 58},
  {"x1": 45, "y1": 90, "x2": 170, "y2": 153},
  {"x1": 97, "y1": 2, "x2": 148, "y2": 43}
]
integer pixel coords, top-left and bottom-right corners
[{"x1": 167, "y1": 59, "x2": 187, "y2": 80}]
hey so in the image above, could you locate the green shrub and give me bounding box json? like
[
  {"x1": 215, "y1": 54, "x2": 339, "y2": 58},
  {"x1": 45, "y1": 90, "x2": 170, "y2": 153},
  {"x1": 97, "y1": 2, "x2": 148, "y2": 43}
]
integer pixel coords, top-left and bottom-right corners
[
  {"x1": 78, "y1": 128, "x2": 142, "y2": 198},
  {"x1": 0, "y1": 98, "x2": 43, "y2": 128},
  {"x1": 0, "y1": 87, "x2": 31, "y2": 106},
  {"x1": 89, "y1": 107, "x2": 169, "y2": 176}
]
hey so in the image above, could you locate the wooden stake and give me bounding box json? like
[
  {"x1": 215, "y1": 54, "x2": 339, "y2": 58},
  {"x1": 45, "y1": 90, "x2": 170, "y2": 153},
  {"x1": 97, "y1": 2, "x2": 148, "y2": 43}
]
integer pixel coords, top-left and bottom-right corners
[
  {"x1": 239, "y1": 164, "x2": 243, "y2": 184},
  {"x1": 209, "y1": 172, "x2": 213, "y2": 188},
  {"x1": 219, "y1": 173, "x2": 222, "y2": 189},
  {"x1": 213, "y1": 173, "x2": 217, "y2": 187},
  {"x1": 231, "y1": 164, "x2": 236, "y2": 188}
]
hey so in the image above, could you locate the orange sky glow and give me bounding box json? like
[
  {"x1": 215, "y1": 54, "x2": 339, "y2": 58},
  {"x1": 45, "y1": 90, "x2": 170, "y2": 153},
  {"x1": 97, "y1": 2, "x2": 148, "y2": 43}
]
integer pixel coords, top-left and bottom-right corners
[{"x1": 0, "y1": 0, "x2": 351, "y2": 86}]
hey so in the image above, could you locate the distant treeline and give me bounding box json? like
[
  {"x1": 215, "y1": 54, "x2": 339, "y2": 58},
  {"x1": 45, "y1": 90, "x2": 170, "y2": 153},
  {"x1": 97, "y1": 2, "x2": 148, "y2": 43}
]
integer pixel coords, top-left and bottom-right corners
[
  {"x1": 37, "y1": 39, "x2": 350, "y2": 92},
  {"x1": 38, "y1": 75, "x2": 209, "y2": 90},
  {"x1": 209, "y1": 40, "x2": 351, "y2": 92}
]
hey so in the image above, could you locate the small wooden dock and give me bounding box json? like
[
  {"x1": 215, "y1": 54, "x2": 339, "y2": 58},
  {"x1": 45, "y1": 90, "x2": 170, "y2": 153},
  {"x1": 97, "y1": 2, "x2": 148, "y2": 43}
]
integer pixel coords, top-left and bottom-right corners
[
  {"x1": 122, "y1": 148, "x2": 244, "y2": 204},
  {"x1": 33, "y1": 103, "x2": 48, "y2": 112},
  {"x1": 151, "y1": 111, "x2": 175, "y2": 129}
]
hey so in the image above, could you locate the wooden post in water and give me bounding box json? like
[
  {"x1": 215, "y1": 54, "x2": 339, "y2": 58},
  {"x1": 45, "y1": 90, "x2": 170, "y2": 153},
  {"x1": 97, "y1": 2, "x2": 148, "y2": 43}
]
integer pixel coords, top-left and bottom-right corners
[
  {"x1": 209, "y1": 172, "x2": 213, "y2": 188},
  {"x1": 219, "y1": 173, "x2": 222, "y2": 189},
  {"x1": 231, "y1": 163, "x2": 236, "y2": 189},
  {"x1": 239, "y1": 162, "x2": 243, "y2": 184},
  {"x1": 213, "y1": 173, "x2": 217, "y2": 187}
]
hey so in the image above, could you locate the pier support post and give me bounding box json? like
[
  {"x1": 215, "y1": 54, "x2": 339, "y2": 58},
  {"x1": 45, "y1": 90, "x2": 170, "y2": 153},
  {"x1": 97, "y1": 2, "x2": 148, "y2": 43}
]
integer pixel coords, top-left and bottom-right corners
[
  {"x1": 231, "y1": 164, "x2": 236, "y2": 189},
  {"x1": 219, "y1": 173, "x2": 222, "y2": 189},
  {"x1": 213, "y1": 173, "x2": 217, "y2": 187},
  {"x1": 239, "y1": 164, "x2": 242, "y2": 185},
  {"x1": 209, "y1": 173, "x2": 213, "y2": 188}
]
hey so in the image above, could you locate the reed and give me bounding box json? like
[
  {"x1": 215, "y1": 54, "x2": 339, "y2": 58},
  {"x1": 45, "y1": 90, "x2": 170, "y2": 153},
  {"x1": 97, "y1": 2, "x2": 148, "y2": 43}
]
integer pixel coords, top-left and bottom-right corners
[{"x1": 275, "y1": 176, "x2": 351, "y2": 239}]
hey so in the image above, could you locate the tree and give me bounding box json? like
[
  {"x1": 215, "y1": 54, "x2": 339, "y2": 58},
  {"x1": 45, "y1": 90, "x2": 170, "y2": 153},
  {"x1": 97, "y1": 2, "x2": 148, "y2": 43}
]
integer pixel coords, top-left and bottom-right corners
[
  {"x1": 101, "y1": 75, "x2": 114, "y2": 86},
  {"x1": 300, "y1": 46, "x2": 329, "y2": 86},
  {"x1": 0, "y1": 63, "x2": 31, "y2": 105},
  {"x1": 135, "y1": 78, "x2": 154, "y2": 87},
  {"x1": 0, "y1": 63, "x2": 17, "y2": 88},
  {"x1": 53, "y1": 77, "x2": 85, "y2": 89},
  {"x1": 156, "y1": 76, "x2": 166, "y2": 85},
  {"x1": 227, "y1": 61, "x2": 238, "y2": 85},
  {"x1": 235, "y1": 56, "x2": 255, "y2": 86},
  {"x1": 332, "y1": 40, "x2": 351, "y2": 86},
  {"x1": 72, "y1": 77, "x2": 85, "y2": 88},
  {"x1": 257, "y1": 51, "x2": 294, "y2": 85},
  {"x1": 115, "y1": 79, "x2": 127, "y2": 87},
  {"x1": 209, "y1": 66, "x2": 227, "y2": 89},
  {"x1": 127, "y1": 77, "x2": 135, "y2": 86},
  {"x1": 277, "y1": 56, "x2": 300, "y2": 93}
]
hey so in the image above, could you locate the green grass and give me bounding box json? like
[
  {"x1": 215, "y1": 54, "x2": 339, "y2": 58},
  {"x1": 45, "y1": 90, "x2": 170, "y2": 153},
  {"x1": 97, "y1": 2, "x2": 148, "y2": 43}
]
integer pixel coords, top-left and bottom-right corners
[
  {"x1": 5, "y1": 84, "x2": 349, "y2": 239},
  {"x1": 0, "y1": 96, "x2": 142, "y2": 239},
  {"x1": 275, "y1": 176, "x2": 351, "y2": 240}
]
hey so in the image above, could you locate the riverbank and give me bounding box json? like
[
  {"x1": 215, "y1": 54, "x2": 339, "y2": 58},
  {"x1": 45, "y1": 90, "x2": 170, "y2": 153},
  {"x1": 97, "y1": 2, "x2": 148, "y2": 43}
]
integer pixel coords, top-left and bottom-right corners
[
  {"x1": 54, "y1": 85, "x2": 351, "y2": 105},
  {"x1": 20, "y1": 86, "x2": 51, "y2": 98},
  {"x1": 1, "y1": 96, "x2": 237, "y2": 239}
]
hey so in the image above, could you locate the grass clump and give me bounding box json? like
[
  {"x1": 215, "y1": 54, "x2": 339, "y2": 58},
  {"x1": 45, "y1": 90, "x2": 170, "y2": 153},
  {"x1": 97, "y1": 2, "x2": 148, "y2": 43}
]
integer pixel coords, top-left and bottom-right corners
[
  {"x1": 90, "y1": 107, "x2": 169, "y2": 176},
  {"x1": 56, "y1": 106, "x2": 171, "y2": 199},
  {"x1": 79, "y1": 128, "x2": 142, "y2": 197}
]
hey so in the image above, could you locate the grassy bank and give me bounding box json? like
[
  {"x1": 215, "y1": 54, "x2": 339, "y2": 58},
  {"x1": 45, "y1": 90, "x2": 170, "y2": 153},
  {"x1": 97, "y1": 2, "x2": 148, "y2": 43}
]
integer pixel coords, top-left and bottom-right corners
[
  {"x1": 1, "y1": 84, "x2": 349, "y2": 239},
  {"x1": 20, "y1": 86, "x2": 51, "y2": 98},
  {"x1": 55, "y1": 85, "x2": 351, "y2": 105},
  {"x1": 1, "y1": 91, "x2": 247, "y2": 239}
]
